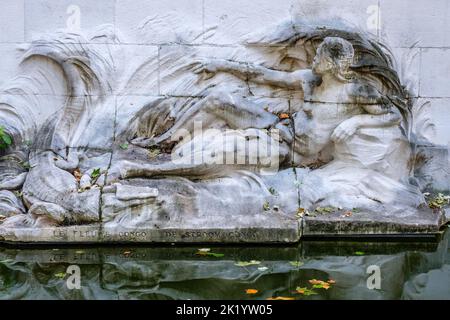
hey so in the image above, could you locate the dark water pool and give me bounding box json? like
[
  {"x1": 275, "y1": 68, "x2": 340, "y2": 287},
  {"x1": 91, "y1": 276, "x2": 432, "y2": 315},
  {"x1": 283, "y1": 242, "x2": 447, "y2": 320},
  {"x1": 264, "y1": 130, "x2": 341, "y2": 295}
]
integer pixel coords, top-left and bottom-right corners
[{"x1": 0, "y1": 228, "x2": 449, "y2": 300}]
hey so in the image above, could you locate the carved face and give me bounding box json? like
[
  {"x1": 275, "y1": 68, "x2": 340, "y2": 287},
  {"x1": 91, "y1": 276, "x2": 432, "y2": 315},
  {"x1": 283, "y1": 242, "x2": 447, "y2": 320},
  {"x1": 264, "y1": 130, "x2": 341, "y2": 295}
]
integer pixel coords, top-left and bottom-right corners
[
  {"x1": 312, "y1": 47, "x2": 333, "y2": 75},
  {"x1": 312, "y1": 37, "x2": 355, "y2": 79}
]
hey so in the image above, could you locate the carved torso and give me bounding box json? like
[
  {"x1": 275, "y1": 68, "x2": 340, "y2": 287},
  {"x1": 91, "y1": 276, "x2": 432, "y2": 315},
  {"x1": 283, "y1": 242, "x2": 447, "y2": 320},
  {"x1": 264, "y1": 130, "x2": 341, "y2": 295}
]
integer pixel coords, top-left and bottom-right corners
[{"x1": 295, "y1": 75, "x2": 366, "y2": 158}]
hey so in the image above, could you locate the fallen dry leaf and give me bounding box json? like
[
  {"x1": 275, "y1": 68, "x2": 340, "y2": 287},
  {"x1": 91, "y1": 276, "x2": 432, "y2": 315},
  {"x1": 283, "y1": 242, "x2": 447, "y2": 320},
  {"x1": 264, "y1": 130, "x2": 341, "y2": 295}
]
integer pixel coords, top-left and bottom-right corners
[
  {"x1": 73, "y1": 168, "x2": 82, "y2": 182},
  {"x1": 308, "y1": 279, "x2": 333, "y2": 290},
  {"x1": 245, "y1": 289, "x2": 258, "y2": 294},
  {"x1": 278, "y1": 113, "x2": 290, "y2": 119},
  {"x1": 342, "y1": 210, "x2": 353, "y2": 217},
  {"x1": 295, "y1": 287, "x2": 318, "y2": 295},
  {"x1": 266, "y1": 296, "x2": 295, "y2": 300},
  {"x1": 320, "y1": 283, "x2": 331, "y2": 290},
  {"x1": 308, "y1": 279, "x2": 322, "y2": 285}
]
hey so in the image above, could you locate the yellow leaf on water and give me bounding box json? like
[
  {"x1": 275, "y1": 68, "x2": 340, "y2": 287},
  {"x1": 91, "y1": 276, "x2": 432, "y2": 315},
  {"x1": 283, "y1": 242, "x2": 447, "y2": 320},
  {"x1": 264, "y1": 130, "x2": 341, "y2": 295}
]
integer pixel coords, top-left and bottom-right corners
[
  {"x1": 321, "y1": 283, "x2": 331, "y2": 290},
  {"x1": 266, "y1": 296, "x2": 295, "y2": 300},
  {"x1": 295, "y1": 287, "x2": 318, "y2": 295},
  {"x1": 308, "y1": 279, "x2": 334, "y2": 290},
  {"x1": 309, "y1": 279, "x2": 322, "y2": 285},
  {"x1": 245, "y1": 289, "x2": 258, "y2": 294}
]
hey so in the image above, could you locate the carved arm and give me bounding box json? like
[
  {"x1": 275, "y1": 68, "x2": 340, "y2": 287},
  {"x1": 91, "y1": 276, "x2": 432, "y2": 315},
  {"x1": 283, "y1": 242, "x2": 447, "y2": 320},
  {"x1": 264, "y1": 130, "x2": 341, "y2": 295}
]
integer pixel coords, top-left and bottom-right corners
[
  {"x1": 331, "y1": 85, "x2": 403, "y2": 142},
  {"x1": 192, "y1": 58, "x2": 310, "y2": 90}
]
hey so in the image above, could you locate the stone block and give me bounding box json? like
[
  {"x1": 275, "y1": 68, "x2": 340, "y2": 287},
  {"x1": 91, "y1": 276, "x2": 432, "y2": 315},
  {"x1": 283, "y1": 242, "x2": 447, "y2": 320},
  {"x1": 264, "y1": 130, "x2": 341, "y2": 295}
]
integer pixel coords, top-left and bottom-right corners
[
  {"x1": 113, "y1": 44, "x2": 159, "y2": 96},
  {"x1": 0, "y1": 44, "x2": 20, "y2": 89},
  {"x1": 420, "y1": 49, "x2": 450, "y2": 98},
  {"x1": 24, "y1": 0, "x2": 115, "y2": 42},
  {"x1": 380, "y1": 0, "x2": 450, "y2": 47},
  {"x1": 205, "y1": 0, "x2": 379, "y2": 45},
  {"x1": 0, "y1": 0, "x2": 25, "y2": 43},
  {"x1": 115, "y1": 0, "x2": 203, "y2": 44}
]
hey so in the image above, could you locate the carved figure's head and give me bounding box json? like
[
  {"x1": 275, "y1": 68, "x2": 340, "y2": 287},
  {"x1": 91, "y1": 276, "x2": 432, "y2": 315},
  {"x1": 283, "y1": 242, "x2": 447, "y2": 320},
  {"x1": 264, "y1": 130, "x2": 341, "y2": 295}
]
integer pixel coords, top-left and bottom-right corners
[{"x1": 312, "y1": 37, "x2": 354, "y2": 80}]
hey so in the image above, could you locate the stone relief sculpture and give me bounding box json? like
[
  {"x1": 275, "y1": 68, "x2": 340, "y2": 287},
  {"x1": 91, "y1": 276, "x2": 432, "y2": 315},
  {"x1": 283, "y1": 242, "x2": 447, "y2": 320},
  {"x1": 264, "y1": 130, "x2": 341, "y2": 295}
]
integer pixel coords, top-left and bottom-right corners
[{"x1": 0, "y1": 19, "x2": 447, "y2": 243}]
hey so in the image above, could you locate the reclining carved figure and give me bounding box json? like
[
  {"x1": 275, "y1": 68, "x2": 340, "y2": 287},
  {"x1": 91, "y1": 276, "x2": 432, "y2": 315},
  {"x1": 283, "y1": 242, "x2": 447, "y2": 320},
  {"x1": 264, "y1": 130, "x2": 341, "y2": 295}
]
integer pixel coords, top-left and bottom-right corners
[{"x1": 120, "y1": 37, "x2": 402, "y2": 179}]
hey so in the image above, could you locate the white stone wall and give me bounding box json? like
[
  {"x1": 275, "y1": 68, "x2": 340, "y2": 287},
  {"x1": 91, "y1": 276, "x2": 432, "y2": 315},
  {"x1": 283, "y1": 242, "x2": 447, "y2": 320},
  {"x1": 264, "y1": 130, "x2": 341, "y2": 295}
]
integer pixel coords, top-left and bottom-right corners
[{"x1": 0, "y1": 0, "x2": 449, "y2": 145}]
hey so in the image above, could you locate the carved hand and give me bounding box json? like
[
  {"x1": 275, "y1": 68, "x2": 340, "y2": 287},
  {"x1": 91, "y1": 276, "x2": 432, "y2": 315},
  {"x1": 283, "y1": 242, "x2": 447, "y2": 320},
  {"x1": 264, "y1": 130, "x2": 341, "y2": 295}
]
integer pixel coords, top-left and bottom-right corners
[
  {"x1": 191, "y1": 58, "x2": 224, "y2": 79},
  {"x1": 331, "y1": 119, "x2": 358, "y2": 143}
]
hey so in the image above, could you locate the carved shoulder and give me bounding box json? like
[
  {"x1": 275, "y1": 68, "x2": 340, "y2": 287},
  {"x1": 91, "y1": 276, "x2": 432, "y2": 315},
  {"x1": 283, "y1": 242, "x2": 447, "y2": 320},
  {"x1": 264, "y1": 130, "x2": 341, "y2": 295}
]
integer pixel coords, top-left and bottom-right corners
[{"x1": 292, "y1": 70, "x2": 320, "y2": 94}]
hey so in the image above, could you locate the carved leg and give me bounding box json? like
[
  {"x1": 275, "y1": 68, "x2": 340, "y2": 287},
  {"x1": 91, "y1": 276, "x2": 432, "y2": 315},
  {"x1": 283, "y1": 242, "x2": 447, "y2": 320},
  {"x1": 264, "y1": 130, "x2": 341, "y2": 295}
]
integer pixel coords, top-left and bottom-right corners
[
  {"x1": 132, "y1": 91, "x2": 278, "y2": 147},
  {"x1": 120, "y1": 160, "x2": 224, "y2": 179}
]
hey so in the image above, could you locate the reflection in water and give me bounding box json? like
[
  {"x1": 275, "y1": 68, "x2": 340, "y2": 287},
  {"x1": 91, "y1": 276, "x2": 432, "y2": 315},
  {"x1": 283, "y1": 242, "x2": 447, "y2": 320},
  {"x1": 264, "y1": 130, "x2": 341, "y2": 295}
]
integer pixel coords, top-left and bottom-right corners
[{"x1": 0, "y1": 229, "x2": 448, "y2": 300}]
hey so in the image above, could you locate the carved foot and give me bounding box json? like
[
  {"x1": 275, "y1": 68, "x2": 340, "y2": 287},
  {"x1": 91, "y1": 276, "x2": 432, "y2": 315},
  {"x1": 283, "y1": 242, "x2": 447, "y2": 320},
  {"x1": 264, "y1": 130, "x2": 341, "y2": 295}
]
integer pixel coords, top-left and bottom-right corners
[{"x1": 102, "y1": 183, "x2": 160, "y2": 219}]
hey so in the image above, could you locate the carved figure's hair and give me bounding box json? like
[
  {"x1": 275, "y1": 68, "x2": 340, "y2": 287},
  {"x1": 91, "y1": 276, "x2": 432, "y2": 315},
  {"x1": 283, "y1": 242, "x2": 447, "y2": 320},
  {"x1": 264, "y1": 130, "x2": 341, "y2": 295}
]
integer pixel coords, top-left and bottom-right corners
[{"x1": 318, "y1": 37, "x2": 355, "y2": 80}]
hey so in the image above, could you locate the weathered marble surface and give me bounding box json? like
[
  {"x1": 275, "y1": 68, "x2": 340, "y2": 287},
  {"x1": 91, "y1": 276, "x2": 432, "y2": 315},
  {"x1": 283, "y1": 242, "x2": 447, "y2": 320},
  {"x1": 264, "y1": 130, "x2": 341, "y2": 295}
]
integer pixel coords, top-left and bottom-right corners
[{"x1": 0, "y1": 9, "x2": 448, "y2": 242}]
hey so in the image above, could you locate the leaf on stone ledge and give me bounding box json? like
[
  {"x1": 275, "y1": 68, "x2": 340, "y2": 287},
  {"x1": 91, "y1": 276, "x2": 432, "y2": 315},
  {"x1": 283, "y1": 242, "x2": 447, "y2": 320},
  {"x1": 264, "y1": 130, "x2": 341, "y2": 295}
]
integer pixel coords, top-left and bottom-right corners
[
  {"x1": 266, "y1": 296, "x2": 295, "y2": 300},
  {"x1": 314, "y1": 206, "x2": 335, "y2": 214},
  {"x1": 73, "y1": 168, "x2": 82, "y2": 182},
  {"x1": 91, "y1": 168, "x2": 101, "y2": 180},
  {"x1": 342, "y1": 210, "x2": 353, "y2": 218},
  {"x1": 278, "y1": 113, "x2": 290, "y2": 119},
  {"x1": 428, "y1": 193, "x2": 450, "y2": 209}
]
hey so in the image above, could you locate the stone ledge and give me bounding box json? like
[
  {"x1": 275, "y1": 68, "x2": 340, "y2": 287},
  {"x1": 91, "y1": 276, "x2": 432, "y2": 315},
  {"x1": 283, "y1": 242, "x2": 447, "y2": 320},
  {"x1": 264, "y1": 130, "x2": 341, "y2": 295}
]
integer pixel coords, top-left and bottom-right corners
[
  {"x1": 0, "y1": 223, "x2": 302, "y2": 244},
  {"x1": 302, "y1": 209, "x2": 448, "y2": 238},
  {"x1": 0, "y1": 210, "x2": 448, "y2": 243}
]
